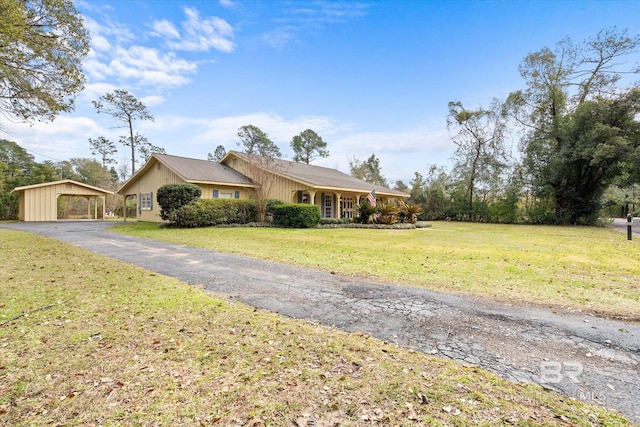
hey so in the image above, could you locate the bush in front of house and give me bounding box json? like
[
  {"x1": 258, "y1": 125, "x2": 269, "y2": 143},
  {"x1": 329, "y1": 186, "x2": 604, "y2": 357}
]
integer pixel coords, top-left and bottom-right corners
[
  {"x1": 171, "y1": 199, "x2": 258, "y2": 228},
  {"x1": 157, "y1": 184, "x2": 202, "y2": 221},
  {"x1": 271, "y1": 203, "x2": 321, "y2": 228},
  {"x1": 319, "y1": 218, "x2": 352, "y2": 225},
  {"x1": 355, "y1": 201, "x2": 377, "y2": 224}
]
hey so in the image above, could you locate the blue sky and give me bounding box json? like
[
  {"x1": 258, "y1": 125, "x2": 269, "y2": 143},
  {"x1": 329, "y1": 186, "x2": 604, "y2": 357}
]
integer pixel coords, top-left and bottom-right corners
[{"x1": 3, "y1": 0, "x2": 640, "y2": 184}]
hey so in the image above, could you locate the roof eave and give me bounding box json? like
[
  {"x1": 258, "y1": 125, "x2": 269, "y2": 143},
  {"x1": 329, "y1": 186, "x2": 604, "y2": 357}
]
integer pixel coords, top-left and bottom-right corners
[{"x1": 186, "y1": 179, "x2": 256, "y2": 188}]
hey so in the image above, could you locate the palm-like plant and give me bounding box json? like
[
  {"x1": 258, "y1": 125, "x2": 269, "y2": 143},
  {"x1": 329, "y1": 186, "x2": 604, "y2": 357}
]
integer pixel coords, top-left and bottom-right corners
[
  {"x1": 355, "y1": 201, "x2": 377, "y2": 224},
  {"x1": 400, "y1": 201, "x2": 423, "y2": 224},
  {"x1": 377, "y1": 200, "x2": 399, "y2": 225}
]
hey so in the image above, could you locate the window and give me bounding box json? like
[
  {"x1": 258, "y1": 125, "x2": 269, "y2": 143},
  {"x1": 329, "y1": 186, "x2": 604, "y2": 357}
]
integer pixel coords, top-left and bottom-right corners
[
  {"x1": 214, "y1": 190, "x2": 233, "y2": 199},
  {"x1": 140, "y1": 192, "x2": 152, "y2": 210}
]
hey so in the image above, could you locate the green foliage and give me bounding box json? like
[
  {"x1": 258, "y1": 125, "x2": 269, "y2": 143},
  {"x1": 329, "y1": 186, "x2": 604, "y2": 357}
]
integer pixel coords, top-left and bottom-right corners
[
  {"x1": 115, "y1": 198, "x2": 137, "y2": 218},
  {"x1": 93, "y1": 89, "x2": 154, "y2": 175},
  {"x1": 0, "y1": 0, "x2": 90, "y2": 122},
  {"x1": 507, "y1": 27, "x2": 640, "y2": 225},
  {"x1": 156, "y1": 184, "x2": 202, "y2": 221},
  {"x1": 319, "y1": 218, "x2": 352, "y2": 225},
  {"x1": 355, "y1": 201, "x2": 377, "y2": 224},
  {"x1": 398, "y1": 201, "x2": 422, "y2": 224},
  {"x1": 447, "y1": 100, "x2": 508, "y2": 217},
  {"x1": 237, "y1": 125, "x2": 281, "y2": 158},
  {"x1": 290, "y1": 129, "x2": 329, "y2": 164},
  {"x1": 208, "y1": 145, "x2": 227, "y2": 162},
  {"x1": 349, "y1": 154, "x2": 388, "y2": 187},
  {"x1": 376, "y1": 200, "x2": 399, "y2": 225},
  {"x1": 64, "y1": 158, "x2": 103, "y2": 186},
  {"x1": 0, "y1": 139, "x2": 59, "y2": 220},
  {"x1": 171, "y1": 199, "x2": 258, "y2": 228},
  {"x1": 270, "y1": 203, "x2": 321, "y2": 228}
]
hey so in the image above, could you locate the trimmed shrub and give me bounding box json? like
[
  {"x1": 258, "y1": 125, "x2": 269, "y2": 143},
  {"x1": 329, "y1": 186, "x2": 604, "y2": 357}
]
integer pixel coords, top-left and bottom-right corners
[
  {"x1": 171, "y1": 199, "x2": 258, "y2": 228},
  {"x1": 271, "y1": 203, "x2": 321, "y2": 228},
  {"x1": 319, "y1": 218, "x2": 351, "y2": 225},
  {"x1": 157, "y1": 184, "x2": 202, "y2": 221}
]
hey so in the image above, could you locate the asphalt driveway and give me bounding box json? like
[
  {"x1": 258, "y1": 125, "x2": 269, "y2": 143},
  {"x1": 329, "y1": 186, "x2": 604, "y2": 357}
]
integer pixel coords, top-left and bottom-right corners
[{"x1": 2, "y1": 221, "x2": 639, "y2": 423}]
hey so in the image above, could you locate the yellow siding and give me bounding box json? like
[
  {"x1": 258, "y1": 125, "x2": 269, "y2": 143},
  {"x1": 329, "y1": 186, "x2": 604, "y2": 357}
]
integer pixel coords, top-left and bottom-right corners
[
  {"x1": 19, "y1": 182, "x2": 110, "y2": 221},
  {"x1": 226, "y1": 155, "x2": 301, "y2": 203},
  {"x1": 125, "y1": 160, "x2": 252, "y2": 222},
  {"x1": 24, "y1": 185, "x2": 57, "y2": 221},
  {"x1": 130, "y1": 162, "x2": 186, "y2": 222}
]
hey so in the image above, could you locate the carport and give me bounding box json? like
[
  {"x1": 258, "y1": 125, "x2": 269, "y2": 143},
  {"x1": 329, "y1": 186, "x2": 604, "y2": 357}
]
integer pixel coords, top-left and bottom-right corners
[{"x1": 11, "y1": 180, "x2": 114, "y2": 222}]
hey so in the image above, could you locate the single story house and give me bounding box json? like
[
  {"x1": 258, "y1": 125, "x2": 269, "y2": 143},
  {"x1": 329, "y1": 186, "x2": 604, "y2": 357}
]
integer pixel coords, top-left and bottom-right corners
[
  {"x1": 11, "y1": 180, "x2": 113, "y2": 222},
  {"x1": 117, "y1": 152, "x2": 408, "y2": 222}
]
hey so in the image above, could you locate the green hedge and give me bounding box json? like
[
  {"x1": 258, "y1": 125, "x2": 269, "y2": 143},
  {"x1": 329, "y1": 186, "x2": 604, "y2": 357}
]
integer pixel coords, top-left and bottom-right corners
[
  {"x1": 157, "y1": 184, "x2": 202, "y2": 221},
  {"x1": 271, "y1": 203, "x2": 321, "y2": 228},
  {"x1": 171, "y1": 199, "x2": 258, "y2": 228}
]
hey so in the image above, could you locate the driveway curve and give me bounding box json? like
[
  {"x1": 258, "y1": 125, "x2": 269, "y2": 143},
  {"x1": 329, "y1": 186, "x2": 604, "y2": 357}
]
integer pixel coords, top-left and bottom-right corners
[{"x1": 2, "y1": 221, "x2": 639, "y2": 424}]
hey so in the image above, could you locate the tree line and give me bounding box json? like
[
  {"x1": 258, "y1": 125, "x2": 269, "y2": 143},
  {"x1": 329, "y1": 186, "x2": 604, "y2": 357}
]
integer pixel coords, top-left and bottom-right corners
[{"x1": 355, "y1": 28, "x2": 640, "y2": 225}]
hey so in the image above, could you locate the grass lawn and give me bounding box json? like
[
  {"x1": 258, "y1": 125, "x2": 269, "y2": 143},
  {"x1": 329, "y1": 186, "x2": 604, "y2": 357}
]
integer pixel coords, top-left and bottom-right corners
[
  {"x1": 111, "y1": 221, "x2": 640, "y2": 321},
  {"x1": 0, "y1": 229, "x2": 634, "y2": 426}
]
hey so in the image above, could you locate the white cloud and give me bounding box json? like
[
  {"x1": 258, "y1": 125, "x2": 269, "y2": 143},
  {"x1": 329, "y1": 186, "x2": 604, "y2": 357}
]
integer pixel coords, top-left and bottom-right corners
[
  {"x1": 81, "y1": 14, "x2": 199, "y2": 91},
  {"x1": 219, "y1": 0, "x2": 237, "y2": 9},
  {"x1": 262, "y1": 27, "x2": 297, "y2": 49},
  {"x1": 151, "y1": 20, "x2": 180, "y2": 39},
  {"x1": 263, "y1": 2, "x2": 370, "y2": 48},
  {"x1": 187, "y1": 112, "x2": 348, "y2": 148},
  {"x1": 314, "y1": 127, "x2": 454, "y2": 181},
  {"x1": 152, "y1": 7, "x2": 236, "y2": 53},
  {"x1": 90, "y1": 46, "x2": 197, "y2": 88},
  {"x1": 80, "y1": 82, "x2": 120, "y2": 102},
  {"x1": 140, "y1": 95, "x2": 165, "y2": 107},
  {"x1": 2, "y1": 117, "x2": 106, "y2": 161}
]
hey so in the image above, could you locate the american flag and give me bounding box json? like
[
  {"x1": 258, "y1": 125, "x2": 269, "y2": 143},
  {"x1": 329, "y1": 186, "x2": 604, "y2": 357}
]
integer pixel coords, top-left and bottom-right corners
[{"x1": 366, "y1": 190, "x2": 376, "y2": 207}]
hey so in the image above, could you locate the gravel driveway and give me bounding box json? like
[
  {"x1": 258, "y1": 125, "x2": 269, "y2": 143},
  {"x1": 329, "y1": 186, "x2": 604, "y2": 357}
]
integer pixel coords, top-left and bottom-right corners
[{"x1": 2, "y1": 221, "x2": 639, "y2": 423}]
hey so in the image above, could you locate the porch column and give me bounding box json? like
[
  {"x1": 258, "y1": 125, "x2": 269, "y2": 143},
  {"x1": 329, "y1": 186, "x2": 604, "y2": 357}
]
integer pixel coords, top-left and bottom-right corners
[
  {"x1": 101, "y1": 195, "x2": 106, "y2": 221},
  {"x1": 309, "y1": 190, "x2": 316, "y2": 205},
  {"x1": 87, "y1": 196, "x2": 91, "y2": 218},
  {"x1": 335, "y1": 192, "x2": 342, "y2": 219}
]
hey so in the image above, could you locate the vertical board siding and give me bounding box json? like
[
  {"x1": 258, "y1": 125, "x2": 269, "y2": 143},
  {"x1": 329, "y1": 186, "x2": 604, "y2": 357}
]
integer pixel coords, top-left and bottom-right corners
[{"x1": 20, "y1": 182, "x2": 110, "y2": 221}]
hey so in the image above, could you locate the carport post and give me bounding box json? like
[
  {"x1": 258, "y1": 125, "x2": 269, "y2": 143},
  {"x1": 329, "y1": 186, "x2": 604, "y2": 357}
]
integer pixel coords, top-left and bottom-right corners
[{"x1": 628, "y1": 213, "x2": 632, "y2": 240}]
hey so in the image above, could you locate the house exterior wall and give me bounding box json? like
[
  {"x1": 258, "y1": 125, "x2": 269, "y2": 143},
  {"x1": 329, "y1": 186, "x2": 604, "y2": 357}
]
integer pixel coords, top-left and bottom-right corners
[
  {"x1": 124, "y1": 160, "x2": 253, "y2": 222},
  {"x1": 198, "y1": 184, "x2": 250, "y2": 200},
  {"x1": 129, "y1": 161, "x2": 187, "y2": 222},
  {"x1": 223, "y1": 155, "x2": 302, "y2": 203}
]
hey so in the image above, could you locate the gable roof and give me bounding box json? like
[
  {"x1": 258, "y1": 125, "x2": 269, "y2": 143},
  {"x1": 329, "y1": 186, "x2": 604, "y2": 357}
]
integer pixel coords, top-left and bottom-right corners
[
  {"x1": 118, "y1": 154, "x2": 255, "y2": 195},
  {"x1": 224, "y1": 151, "x2": 408, "y2": 197},
  {"x1": 12, "y1": 179, "x2": 113, "y2": 195},
  {"x1": 153, "y1": 154, "x2": 255, "y2": 185}
]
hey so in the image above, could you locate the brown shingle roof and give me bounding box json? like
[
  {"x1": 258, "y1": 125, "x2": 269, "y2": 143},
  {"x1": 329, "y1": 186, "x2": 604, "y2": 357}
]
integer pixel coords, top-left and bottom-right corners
[{"x1": 155, "y1": 154, "x2": 255, "y2": 186}]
